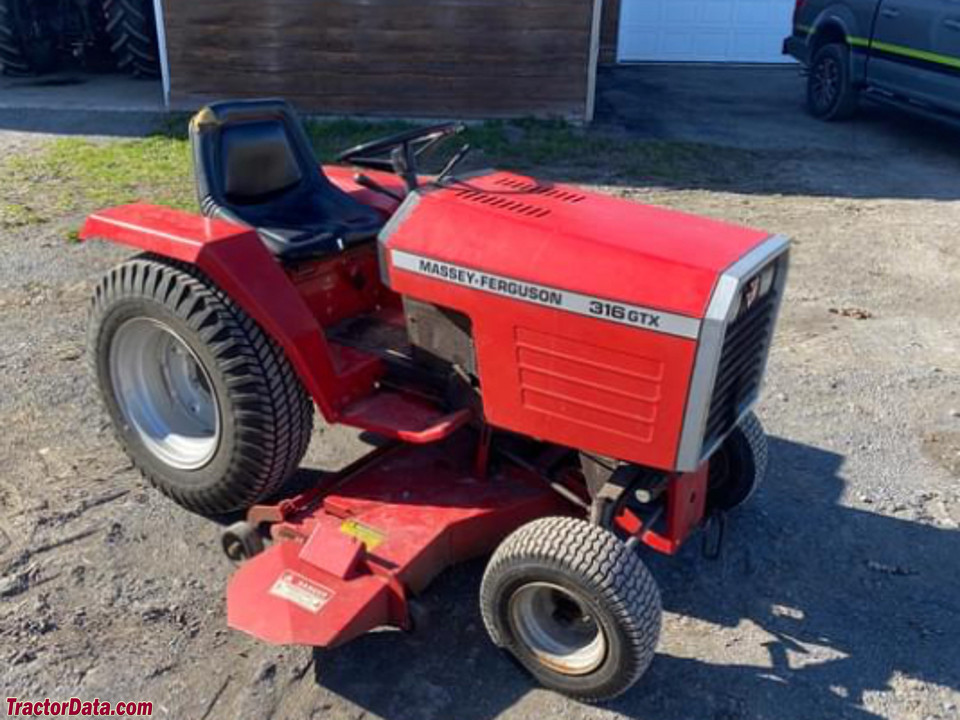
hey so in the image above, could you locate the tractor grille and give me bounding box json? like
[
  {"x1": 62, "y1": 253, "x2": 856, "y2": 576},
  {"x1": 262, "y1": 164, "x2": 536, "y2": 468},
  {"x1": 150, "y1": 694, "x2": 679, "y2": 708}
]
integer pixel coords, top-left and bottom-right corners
[{"x1": 702, "y1": 281, "x2": 779, "y2": 450}]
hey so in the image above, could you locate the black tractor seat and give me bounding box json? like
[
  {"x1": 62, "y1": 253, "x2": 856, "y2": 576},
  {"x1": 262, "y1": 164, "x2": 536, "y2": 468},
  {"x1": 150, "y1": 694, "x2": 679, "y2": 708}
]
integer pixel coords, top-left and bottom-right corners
[{"x1": 190, "y1": 99, "x2": 384, "y2": 262}]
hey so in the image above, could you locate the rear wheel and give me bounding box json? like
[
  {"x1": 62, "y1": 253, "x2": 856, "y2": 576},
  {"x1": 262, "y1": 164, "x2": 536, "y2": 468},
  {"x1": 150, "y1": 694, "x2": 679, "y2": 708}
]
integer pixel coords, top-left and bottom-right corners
[
  {"x1": 102, "y1": 0, "x2": 160, "y2": 77},
  {"x1": 807, "y1": 42, "x2": 859, "y2": 121},
  {"x1": 0, "y1": 0, "x2": 57, "y2": 76},
  {"x1": 480, "y1": 517, "x2": 661, "y2": 702},
  {"x1": 88, "y1": 255, "x2": 314, "y2": 515}
]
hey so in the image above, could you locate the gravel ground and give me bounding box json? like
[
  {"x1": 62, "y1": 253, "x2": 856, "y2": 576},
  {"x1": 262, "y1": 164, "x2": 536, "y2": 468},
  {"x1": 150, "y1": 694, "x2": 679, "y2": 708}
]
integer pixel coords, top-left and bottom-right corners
[{"x1": 1, "y1": 73, "x2": 959, "y2": 720}]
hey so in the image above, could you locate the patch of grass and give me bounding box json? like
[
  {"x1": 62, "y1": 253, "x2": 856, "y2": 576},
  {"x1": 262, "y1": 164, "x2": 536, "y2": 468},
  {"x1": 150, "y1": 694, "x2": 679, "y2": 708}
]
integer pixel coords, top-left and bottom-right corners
[
  {"x1": 0, "y1": 202, "x2": 46, "y2": 228},
  {"x1": 0, "y1": 116, "x2": 758, "y2": 229}
]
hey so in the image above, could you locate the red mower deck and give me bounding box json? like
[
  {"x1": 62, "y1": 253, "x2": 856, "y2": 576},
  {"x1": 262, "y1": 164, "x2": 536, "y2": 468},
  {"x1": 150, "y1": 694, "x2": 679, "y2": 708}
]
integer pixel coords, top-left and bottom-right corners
[{"x1": 228, "y1": 433, "x2": 570, "y2": 647}]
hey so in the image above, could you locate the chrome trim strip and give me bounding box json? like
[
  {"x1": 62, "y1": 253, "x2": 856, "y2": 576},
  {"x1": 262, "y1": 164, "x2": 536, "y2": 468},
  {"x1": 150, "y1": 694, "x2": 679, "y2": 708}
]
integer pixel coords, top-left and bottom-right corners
[
  {"x1": 376, "y1": 191, "x2": 422, "y2": 288},
  {"x1": 675, "y1": 234, "x2": 791, "y2": 471},
  {"x1": 391, "y1": 250, "x2": 702, "y2": 339}
]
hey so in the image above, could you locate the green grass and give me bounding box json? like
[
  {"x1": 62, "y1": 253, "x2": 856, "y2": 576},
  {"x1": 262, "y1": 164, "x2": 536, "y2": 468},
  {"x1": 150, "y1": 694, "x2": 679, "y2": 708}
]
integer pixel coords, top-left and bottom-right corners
[{"x1": 0, "y1": 116, "x2": 757, "y2": 231}]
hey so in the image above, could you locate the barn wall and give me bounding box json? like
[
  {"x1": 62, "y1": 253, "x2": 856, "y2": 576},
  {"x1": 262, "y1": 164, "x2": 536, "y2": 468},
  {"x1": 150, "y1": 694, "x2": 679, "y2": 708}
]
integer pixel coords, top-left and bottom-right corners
[{"x1": 163, "y1": 0, "x2": 598, "y2": 120}]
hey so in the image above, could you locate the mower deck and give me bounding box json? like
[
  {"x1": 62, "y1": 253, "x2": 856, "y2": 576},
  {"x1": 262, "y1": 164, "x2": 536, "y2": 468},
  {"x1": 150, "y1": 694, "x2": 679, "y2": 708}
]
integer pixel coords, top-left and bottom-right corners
[{"x1": 227, "y1": 431, "x2": 573, "y2": 647}]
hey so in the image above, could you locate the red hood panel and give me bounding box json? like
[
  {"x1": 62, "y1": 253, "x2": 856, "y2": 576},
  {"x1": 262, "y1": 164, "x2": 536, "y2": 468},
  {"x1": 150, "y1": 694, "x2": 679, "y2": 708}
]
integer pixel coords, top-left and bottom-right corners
[{"x1": 383, "y1": 172, "x2": 770, "y2": 318}]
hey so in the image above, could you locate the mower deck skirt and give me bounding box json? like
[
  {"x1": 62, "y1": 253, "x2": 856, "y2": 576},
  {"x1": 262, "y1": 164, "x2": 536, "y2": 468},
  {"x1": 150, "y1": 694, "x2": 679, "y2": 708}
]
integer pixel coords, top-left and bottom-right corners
[{"x1": 226, "y1": 434, "x2": 573, "y2": 647}]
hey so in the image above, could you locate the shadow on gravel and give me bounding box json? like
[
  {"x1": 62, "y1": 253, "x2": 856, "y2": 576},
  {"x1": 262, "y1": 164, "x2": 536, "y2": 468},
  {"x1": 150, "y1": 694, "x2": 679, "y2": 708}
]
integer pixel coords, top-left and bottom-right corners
[{"x1": 309, "y1": 436, "x2": 959, "y2": 720}]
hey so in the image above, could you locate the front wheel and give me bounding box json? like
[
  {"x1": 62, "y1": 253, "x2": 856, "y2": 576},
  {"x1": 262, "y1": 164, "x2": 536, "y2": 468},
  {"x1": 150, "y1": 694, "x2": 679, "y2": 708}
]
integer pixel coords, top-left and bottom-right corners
[
  {"x1": 807, "y1": 42, "x2": 859, "y2": 121},
  {"x1": 707, "y1": 411, "x2": 768, "y2": 512},
  {"x1": 88, "y1": 255, "x2": 314, "y2": 516},
  {"x1": 480, "y1": 517, "x2": 661, "y2": 702}
]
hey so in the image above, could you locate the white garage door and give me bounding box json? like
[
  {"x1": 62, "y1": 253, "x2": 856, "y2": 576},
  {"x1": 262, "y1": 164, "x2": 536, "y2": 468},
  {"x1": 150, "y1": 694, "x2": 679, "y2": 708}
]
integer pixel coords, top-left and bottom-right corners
[{"x1": 618, "y1": 0, "x2": 795, "y2": 63}]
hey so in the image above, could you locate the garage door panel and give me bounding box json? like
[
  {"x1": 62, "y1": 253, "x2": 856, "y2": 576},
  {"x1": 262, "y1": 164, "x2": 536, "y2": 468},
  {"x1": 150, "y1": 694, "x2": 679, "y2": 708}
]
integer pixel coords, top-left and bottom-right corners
[{"x1": 618, "y1": 0, "x2": 794, "y2": 62}]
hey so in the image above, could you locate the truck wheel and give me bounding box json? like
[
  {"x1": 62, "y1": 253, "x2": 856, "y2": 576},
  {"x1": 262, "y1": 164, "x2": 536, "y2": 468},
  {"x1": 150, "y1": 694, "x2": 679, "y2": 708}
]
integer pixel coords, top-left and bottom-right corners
[
  {"x1": 102, "y1": 0, "x2": 160, "y2": 78},
  {"x1": 480, "y1": 517, "x2": 661, "y2": 702},
  {"x1": 707, "y1": 411, "x2": 768, "y2": 512},
  {"x1": 807, "y1": 42, "x2": 858, "y2": 121},
  {"x1": 0, "y1": 0, "x2": 56, "y2": 76},
  {"x1": 88, "y1": 255, "x2": 314, "y2": 516}
]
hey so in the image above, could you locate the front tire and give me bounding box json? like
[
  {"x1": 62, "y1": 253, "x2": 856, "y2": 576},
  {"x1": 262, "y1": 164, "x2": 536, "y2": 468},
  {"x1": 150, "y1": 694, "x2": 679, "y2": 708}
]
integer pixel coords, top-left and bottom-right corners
[
  {"x1": 88, "y1": 255, "x2": 313, "y2": 516},
  {"x1": 707, "y1": 411, "x2": 768, "y2": 512},
  {"x1": 480, "y1": 517, "x2": 661, "y2": 702},
  {"x1": 807, "y1": 42, "x2": 859, "y2": 121}
]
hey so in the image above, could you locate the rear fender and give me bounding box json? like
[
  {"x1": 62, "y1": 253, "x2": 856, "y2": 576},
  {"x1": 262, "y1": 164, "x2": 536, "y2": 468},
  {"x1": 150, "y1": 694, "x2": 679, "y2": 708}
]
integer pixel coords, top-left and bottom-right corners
[
  {"x1": 80, "y1": 203, "x2": 348, "y2": 420},
  {"x1": 809, "y1": 6, "x2": 868, "y2": 82}
]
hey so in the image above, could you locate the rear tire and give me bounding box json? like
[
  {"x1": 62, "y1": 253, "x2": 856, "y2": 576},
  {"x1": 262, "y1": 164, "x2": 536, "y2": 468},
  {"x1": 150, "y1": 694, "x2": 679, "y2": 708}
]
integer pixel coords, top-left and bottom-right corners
[
  {"x1": 88, "y1": 255, "x2": 314, "y2": 516},
  {"x1": 480, "y1": 517, "x2": 661, "y2": 702},
  {"x1": 0, "y1": 0, "x2": 57, "y2": 76},
  {"x1": 807, "y1": 42, "x2": 859, "y2": 121},
  {"x1": 102, "y1": 0, "x2": 160, "y2": 78}
]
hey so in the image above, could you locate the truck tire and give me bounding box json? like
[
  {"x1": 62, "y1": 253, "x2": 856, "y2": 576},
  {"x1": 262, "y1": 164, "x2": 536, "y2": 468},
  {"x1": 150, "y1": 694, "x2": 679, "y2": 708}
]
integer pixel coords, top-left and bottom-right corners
[
  {"x1": 88, "y1": 255, "x2": 314, "y2": 516},
  {"x1": 707, "y1": 411, "x2": 768, "y2": 512},
  {"x1": 0, "y1": 0, "x2": 56, "y2": 76},
  {"x1": 807, "y1": 42, "x2": 858, "y2": 121},
  {"x1": 480, "y1": 517, "x2": 661, "y2": 702},
  {"x1": 102, "y1": 0, "x2": 160, "y2": 78}
]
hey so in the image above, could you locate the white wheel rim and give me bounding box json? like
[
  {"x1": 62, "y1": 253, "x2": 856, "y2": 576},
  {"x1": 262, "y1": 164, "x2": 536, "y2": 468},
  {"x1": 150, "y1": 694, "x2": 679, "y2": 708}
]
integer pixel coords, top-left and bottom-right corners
[
  {"x1": 110, "y1": 318, "x2": 221, "y2": 470},
  {"x1": 509, "y1": 582, "x2": 608, "y2": 675}
]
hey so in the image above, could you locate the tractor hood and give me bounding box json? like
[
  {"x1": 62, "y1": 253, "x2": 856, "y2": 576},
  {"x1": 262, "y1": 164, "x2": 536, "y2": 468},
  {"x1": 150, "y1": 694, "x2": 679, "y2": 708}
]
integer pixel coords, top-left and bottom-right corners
[{"x1": 380, "y1": 171, "x2": 772, "y2": 320}]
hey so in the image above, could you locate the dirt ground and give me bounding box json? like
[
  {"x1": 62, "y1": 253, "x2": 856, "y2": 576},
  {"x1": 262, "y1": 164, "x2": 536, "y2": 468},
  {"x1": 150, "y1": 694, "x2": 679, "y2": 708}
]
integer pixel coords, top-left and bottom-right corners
[{"x1": 2, "y1": 69, "x2": 959, "y2": 720}]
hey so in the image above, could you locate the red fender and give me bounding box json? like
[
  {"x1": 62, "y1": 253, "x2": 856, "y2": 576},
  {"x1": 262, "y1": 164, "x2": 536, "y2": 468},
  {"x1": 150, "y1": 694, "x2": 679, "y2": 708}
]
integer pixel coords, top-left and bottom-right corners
[{"x1": 80, "y1": 203, "x2": 379, "y2": 420}]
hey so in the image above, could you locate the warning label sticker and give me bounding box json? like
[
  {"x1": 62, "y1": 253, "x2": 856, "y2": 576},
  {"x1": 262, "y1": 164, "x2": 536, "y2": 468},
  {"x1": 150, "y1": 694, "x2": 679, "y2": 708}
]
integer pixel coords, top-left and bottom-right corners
[
  {"x1": 268, "y1": 571, "x2": 333, "y2": 614},
  {"x1": 340, "y1": 518, "x2": 386, "y2": 550}
]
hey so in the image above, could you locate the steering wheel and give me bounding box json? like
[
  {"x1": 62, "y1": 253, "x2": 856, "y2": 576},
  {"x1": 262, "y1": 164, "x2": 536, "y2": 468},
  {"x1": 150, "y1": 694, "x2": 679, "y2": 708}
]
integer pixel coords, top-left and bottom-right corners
[{"x1": 337, "y1": 122, "x2": 466, "y2": 192}]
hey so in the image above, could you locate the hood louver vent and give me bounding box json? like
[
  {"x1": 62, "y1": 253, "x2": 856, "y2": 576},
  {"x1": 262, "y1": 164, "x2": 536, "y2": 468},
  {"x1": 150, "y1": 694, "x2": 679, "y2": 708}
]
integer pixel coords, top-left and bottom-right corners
[
  {"x1": 448, "y1": 187, "x2": 552, "y2": 218},
  {"x1": 493, "y1": 177, "x2": 587, "y2": 204}
]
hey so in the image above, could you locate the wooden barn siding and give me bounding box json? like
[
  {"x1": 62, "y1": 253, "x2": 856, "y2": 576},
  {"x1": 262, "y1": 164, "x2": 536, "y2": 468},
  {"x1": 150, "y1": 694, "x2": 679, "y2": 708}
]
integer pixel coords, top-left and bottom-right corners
[
  {"x1": 599, "y1": 0, "x2": 621, "y2": 64},
  {"x1": 164, "y1": 0, "x2": 598, "y2": 119}
]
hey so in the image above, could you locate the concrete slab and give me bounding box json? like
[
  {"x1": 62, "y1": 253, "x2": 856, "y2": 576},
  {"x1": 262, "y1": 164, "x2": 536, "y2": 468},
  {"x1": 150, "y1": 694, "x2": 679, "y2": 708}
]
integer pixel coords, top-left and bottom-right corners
[
  {"x1": 0, "y1": 72, "x2": 166, "y2": 138},
  {"x1": 0, "y1": 72, "x2": 163, "y2": 111}
]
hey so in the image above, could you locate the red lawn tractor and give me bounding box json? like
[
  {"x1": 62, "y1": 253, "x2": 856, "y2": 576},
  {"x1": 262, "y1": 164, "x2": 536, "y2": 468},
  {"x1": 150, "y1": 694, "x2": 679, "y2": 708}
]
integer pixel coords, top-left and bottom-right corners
[{"x1": 81, "y1": 100, "x2": 788, "y2": 701}]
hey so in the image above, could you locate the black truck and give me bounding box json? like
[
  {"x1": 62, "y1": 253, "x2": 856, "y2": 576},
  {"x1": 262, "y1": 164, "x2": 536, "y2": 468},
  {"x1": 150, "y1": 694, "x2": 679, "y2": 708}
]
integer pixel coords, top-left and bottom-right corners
[{"x1": 784, "y1": 0, "x2": 960, "y2": 122}]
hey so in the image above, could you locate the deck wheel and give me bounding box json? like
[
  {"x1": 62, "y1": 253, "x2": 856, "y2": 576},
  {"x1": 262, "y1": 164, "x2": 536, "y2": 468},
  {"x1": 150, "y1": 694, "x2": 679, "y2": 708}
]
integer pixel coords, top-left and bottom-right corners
[{"x1": 221, "y1": 521, "x2": 265, "y2": 561}]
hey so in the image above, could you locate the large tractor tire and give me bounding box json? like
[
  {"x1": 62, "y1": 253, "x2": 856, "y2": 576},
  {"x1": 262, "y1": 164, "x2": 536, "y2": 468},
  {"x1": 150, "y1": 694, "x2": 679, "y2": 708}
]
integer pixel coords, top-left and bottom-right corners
[
  {"x1": 480, "y1": 517, "x2": 662, "y2": 702},
  {"x1": 102, "y1": 0, "x2": 160, "y2": 78},
  {"x1": 88, "y1": 255, "x2": 314, "y2": 516},
  {"x1": 0, "y1": 0, "x2": 57, "y2": 76}
]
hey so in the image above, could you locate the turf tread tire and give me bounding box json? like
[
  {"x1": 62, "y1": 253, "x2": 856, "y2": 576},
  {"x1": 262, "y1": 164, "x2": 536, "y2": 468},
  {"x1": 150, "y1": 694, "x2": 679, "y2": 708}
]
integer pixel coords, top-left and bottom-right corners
[
  {"x1": 102, "y1": 0, "x2": 160, "y2": 78},
  {"x1": 707, "y1": 411, "x2": 768, "y2": 511},
  {"x1": 480, "y1": 516, "x2": 661, "y2": 702},
  {"x1": 88, "y1": 254, "x2": 313, "y2": 515}
]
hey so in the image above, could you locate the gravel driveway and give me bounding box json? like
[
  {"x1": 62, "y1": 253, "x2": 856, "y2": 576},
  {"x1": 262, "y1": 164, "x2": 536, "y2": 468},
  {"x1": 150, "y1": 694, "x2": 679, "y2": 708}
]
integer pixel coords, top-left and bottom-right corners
[{"x1": 1, "y1": 68, "x2": 958, "y2": 720}]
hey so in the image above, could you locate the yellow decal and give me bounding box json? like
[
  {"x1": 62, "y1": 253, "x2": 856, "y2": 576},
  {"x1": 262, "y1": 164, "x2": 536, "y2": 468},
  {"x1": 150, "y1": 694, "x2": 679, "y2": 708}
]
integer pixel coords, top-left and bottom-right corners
[{"x1": 341, "y1": 519, "x2": 386, "y2": 550}]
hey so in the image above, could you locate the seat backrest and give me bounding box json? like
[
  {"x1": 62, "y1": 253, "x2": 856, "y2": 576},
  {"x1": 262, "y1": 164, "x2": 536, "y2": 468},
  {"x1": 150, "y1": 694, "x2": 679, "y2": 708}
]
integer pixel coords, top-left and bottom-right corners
[{"x1": 190, "y1": 99, "x2": 330, "y2": 218}]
